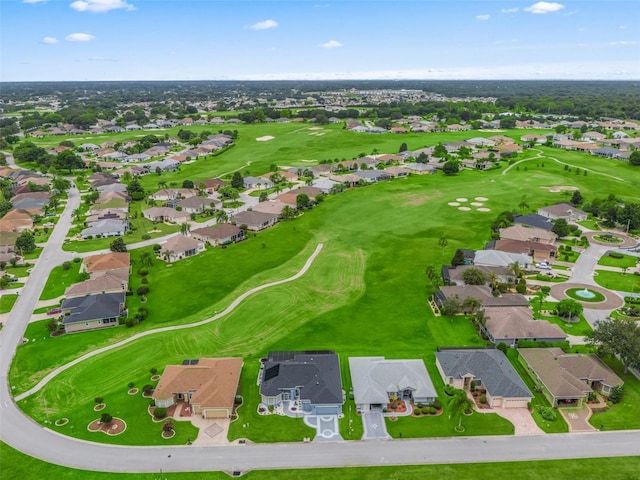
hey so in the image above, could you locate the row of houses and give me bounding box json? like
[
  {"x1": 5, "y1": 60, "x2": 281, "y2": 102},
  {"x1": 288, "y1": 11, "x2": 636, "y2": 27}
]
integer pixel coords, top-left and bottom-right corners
[
  {"x1": 150, "y1": 346, "x2": 623, "y2": 422},
  {"x1": 60, "y1": 252, "x2": 129, "y2": 333}
]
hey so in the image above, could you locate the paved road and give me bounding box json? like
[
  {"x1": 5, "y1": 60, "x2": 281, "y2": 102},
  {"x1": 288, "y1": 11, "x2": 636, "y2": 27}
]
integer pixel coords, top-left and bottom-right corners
[{"x1": 1, "y1": 166, "x2": 640, "y2": 473}]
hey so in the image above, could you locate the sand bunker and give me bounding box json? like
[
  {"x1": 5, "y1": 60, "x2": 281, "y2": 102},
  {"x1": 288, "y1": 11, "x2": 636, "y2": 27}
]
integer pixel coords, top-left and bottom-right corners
[
  {"x1": 458, "y1": 207, "x2": 472, "y2": 211},
  {"x1": 308, "y1": 127, "x2": 323, "y2": 131},
  {"x1": 542, "y1": 185, "x2": 578, "y2": 192},
  {"x1": 475, "y1": 196, "x2": 489, "y2": 201},
  {"x1": 456, "y1": 197, "x2": 468, "y2": 202},
  {"x1": 477, "y1": 208, "x2": 491, "y2": 212},
  {"x1": 448, "y1": 202, "x2": 460, "y2": 206},
  {"x1": 256, "y1": 136, "x2": 275, "y2": 142},
  {"x1": 470, "y1": 202, "x2": 484, "y2": 207}
]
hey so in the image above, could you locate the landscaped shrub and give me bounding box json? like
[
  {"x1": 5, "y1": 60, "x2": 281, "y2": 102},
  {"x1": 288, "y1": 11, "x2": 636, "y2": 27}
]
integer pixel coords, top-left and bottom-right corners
[
  {"x1": 141, "y1": 277, "x2": 149, "y2": 284},
  {"x1": 125, "y1": 319, "x2": 134, "y2": 328},
  {"x1": 417, "y1": 403, "x2": 424, "y2": 409},
  {"x1": 429, "y1": 407, "x2": 436, "y2": 414},
  {"x1": 150, "y1": 368, "x2": 158, "y2": 375},
  {"x1": 73, "y1": 257, "x2": 81, "y2": 263},
  {"x1": 539, "y1": 406, "x2": 557, "y2": 421},
  {"x1": 62, "y1": 261, "x2": 71, "y2": 271},
  {"x1": 444, "y1": 385, "x2": 456, "y2": 396},
  {"x1": 479, "y1": 395, "x2": 487, "y2": 404},
  {"x1": 421, "y1": 407, "x2": 429, "y2": 414},
  {"x1": 608, "y1": 251, "x2": 624, "y2": 259},
  {"x1": 136, "y1": 285, "x2": 149, "y2": 296},
  {"x1": 128, "y1": 381, "x2": 135, "y2": 388},
  {"x1": 541, "y1": 286, "x2": 551, "y2": 294},
  {"x1": 497, "y1": 342, "x2": 508, "y2": 354},
  {"x1": 138, "y1": 268, "x2": 149, "y2": 277},
  {"x1": 94, "y1": 397, "x2": 103, "y2": 404},
  {"x1": 141, "y1": 234, "x2": 151, "y2": 240},
  {"x1": 516, "y1": 283, "x2": 527, "y2": 294},
  {"x1": 100, "y1": 413, "x2": 113, "y2": 424},
  {"x1": 153, "y1": 407, "x2": 167, "y2": 419},
  {"x1": 609, "y1": 385, "x2": 624, "y2": 404},
  {"x1": 142, "y1": 384, "x2": 153, "y2": 394},
  {"x1": 432, "y1": 399, "x2": 441, "y2": 410}
]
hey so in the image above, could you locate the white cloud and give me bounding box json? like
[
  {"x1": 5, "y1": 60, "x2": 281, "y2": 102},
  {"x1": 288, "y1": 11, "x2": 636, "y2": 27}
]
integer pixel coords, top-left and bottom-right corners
[
  {"x1": 501, "y1": 8, "x2": 519, "y2": 13},
  {"x1": 248, "y1": 19, "x2": 278, "y2": 30},
  {"x1": 609, "y1": 41, "x2": 638, "y2": 46},
  {"x1": 65, "y1": 32, "x2": 95, "y2": 42},
  {"x1": 525, "y1": 2, "x2": 565, "y2": 14},
  {"x1": 70, "y1": 0, "x2": 135, "y2": 13},
  {"x1": 42, "y1": 37, "x2": 58, "y2": 44},
  {"x1": 320, "y1": 40, "x2": 343, "y2": 48},
  {"x1": 476, "y1": 14, "x2": 490, "y2": 21}
]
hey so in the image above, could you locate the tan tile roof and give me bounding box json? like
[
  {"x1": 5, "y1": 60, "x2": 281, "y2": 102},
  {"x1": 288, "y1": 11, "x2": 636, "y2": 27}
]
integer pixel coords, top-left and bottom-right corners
[
  {"x1": 64, "y1": 268, "x2": 128, "y2": 297},
  {"x1": 518, "y1": 348, "x2": 623, "y2": 400},
  {"x1": 153, "y1": 358, "x2": 243, "y2": 410},
  {"x1": 0, "y1": 209, "x2": 34, "y2": 232},
  {"x1": 484, "y1": 307, "x2": 566, "y2": 342},
  {"x1": 192, "y1": 224, "x2": 242, "y2": 240},
  {"x1": 252, "y1": 201, "x2": 288, "y2": 215},
  {"x1": 83, "y1": 252, "x2": 130, "y2": 273},
  {"x1": 500, "y1": 225, "x2": 557, "y2": 244},
  {"x1": 161, "y1": 235, "x2": 202, "y2": 254}
]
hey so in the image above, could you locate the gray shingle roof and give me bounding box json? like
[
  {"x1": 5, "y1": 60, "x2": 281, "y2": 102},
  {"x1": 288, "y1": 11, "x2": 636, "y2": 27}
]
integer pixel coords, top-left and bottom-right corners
[
  {"x1": 61, "y1": 292, "x2": 125, "y2": 325},
  {"x1": 436, "y1": 349, "x2": 532, "y2": 399},
  {"x1": 260, "y1": 351, "x2": 343, "y2": 405}
]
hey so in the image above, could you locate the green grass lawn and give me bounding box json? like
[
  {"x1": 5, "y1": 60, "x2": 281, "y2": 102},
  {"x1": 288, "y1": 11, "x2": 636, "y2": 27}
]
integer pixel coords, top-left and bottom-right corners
[
  {"x1": 2, "y1": 441, "x2": 639, "y2": 480},
  {"x1": 39, "y1": 261, "x2": 82, "y2": 301},
  {"x1": 576, "y1": 219, "x2": 601, "y2": 231},
  {"x1": 597, "y1": 253, "x2": 639, "y2": 269},
  {"x1": 0, "y1": 294, "x2": 18, "y2": 314},
  {"x1": 10, "y1": 129, "x2": 640, "y2": 448},
  {"x1": 22, "y1": 247, "x2": 43, "y2": 260},
  {"x1": 3, "y1": 264, "x2": 34, "y2": 278},
  {"x1": 594, "y1": 270, "x2": 640, "y2": 293}
]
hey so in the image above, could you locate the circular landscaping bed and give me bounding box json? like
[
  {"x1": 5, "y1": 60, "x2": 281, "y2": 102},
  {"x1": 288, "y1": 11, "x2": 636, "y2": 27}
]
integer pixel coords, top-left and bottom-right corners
[
  {"x1": 128, "y1": 388, "x2": 139, "y2": 395},
  {"x1": 151, "y1": 375, "x2": 160, "y2": 381},
  {"x1": 55, "y1": 418, "x2": 69, "y2": 427},
  {"x1": 93, "y1": 403, "x2": 106, "y2": 411},
  {"x1": 592, "y1": 234, "x2": 623, "y2": 244},
  {"x1": 162, "y1": 430, "x2": 176, "y2": 439},
  {"x1": 87, "y1": 418, "x2": 127, "y2": 436},
  {"x1": 566, "y1": 288, "x2": 606, "y2": 303}
]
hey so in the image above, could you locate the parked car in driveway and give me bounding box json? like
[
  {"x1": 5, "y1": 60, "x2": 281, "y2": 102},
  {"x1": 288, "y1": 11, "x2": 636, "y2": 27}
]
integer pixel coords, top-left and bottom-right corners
[
  {"x1": 535, "y1": 263, "x2": 552, "y2": 270},
  {"x1": 47, "y1": 308, "x2": 62, "y2": 315}
]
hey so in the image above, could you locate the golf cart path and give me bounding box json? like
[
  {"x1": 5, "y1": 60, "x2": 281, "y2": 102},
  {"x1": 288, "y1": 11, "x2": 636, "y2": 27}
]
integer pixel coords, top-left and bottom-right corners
[{"x1": 15, "y1": 242, "x2": 324, "y2": 401}]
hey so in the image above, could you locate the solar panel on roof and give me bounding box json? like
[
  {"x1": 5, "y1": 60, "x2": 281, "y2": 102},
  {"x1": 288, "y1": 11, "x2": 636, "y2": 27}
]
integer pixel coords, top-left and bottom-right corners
[{"x1": 264, "y1": 364, "x2": 280, "y2": 381}]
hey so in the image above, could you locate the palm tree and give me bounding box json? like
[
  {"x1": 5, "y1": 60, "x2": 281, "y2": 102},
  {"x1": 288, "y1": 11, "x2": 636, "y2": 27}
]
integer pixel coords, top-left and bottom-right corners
[
  {"x1": 121, "y1": 172, "x2": 132, "y2": 185},
  {"x1": 280, "y1": 205, "x2": 295, "y2": 221},
  {"x1": 139, "y1": 252, "x2": 154, "y2": 267},
  {"x1": 72, "y1": 208, "x2": 82, "y2": 223},
  {"x1": 507, "y1": 262, "x2": 522, "y2": 279},
  {"x1": 448, "y1": 389, "x2": 474, "y2": 432},
  {"x1": 215, "y1": 210, "x2": 228, "y2": 224},
  {"x1": 518, "y1": 197, "x2": 529, "y2": 212},
  {"x1": 158, "y1": 180, "x2": 168, "y2": 189},
  {"x1": 439, "y1": 236, "x2": 448, "y2": 264},
  {"x1": 179, "y1": 223, "x2": 190, "y2": 235},
  {"x1": 462, "y1": 296, "x2": 482, "y2": 314}
]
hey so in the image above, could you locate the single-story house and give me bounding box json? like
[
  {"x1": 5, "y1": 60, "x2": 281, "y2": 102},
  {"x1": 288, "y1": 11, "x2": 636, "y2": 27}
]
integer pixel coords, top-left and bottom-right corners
[
  {"x1": 513, "y1": 214, "x2": 554, "y2": 231},
  {"x1": 243, "y1": 176, "x2": 273, "y2": 190},
  {"x1": 82, "y1": 252, "x2": 130, "y2": 274},
  {"x1": 0, "y1": 231, "x2": 19, "y2": 254},
  {"x1": 252, "y1": 201, "x2": 290, "y2": 216},
  {"x1": 492, "y1": 239, "x2": 557, "y2": 263},
  {"x1": 150, "y1": 189, "x2": 197, "y2": 202},
  {"x1": 202, "y1": 178, "x2": 227, "y2": 194},
  {"x1": 0, "y1": 209, "x2": 34, "y2": 233},
  {"x1": 403, "y1": 163, "x2": 437, "y2": 174},
  {"x1": 434, "y1": 285, "x2": 529, "y2": 310},
  {"x1": 81, "y1": 219, "x2": 128, "y2": 239},
  {"x1": 518, "y1": 348, "x2": 623, "y2": 407},
  {"x1": 435, "y1": 349, "x2": 533, "y2": 409},
  {"x1": 64, "y1": 268, "x2": 129, "y2": 298},
  {"x1": 143, "y1": 207, "x2": 189, "y2": 225},
  {"x1": 473, "y1": 250, "x2": 533, "y2": 270},
  {"x1": 231, "y1": 210, "x2": 278, "y2": 231},
  {"x1": 153, "y1": 357, "x2": 243, "y2": 418},
  {"x1": 61, "y1": 292, "x2": 126, "y2": 333},
  {"x1": 177, "y1": 196, "x2": 219, "y2": 214},
  {"x1": 159, "y1": 235, "x2": 205, "y2": 263},
  {"x1": 441, "y1": 264, "x2": 515, "y2": 287},
  {"x1": 349, "y1": 357, "x2": 437, "y2": 413},
  {"x1": 260, "y1": 351, "x2": 343, "y2": 415},
  {"x1": 481, "y1": 307, "x2": 567, "y2": 347},
  {"x1": 384, "y1": 166, "x2": 410, "y2": 178},
  {"x1": 354, "y1": 170, "x2": 391, "y2": 182},
  {"x1": 10, "y1": 191, "x2": 51, "y2": 212},
  {"x1": 191, "y1": 224, "x2": 244, "y2": 246},
  {"x1": 500, "y1": 225, "x2": 557, "y2": 245},
  {"x1": 538, "y1": 203, "x2": 588, "y2": 222},
  {"x1": 311, "y1": 177, "x2": 340, "y2": 193}
]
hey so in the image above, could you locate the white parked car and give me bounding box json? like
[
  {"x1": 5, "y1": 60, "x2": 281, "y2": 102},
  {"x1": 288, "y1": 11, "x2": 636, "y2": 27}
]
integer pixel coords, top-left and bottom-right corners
[{"x1": 535, "y1": 263, "x2": 552, "y2": 270}]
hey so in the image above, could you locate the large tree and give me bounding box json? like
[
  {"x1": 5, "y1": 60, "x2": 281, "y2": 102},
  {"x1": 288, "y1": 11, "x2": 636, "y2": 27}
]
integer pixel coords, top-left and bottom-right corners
[
  {"x1": 54, "y1": 150, "x2": 84, "y2": 173},
  {"x1": 443, "y1": 160, "x2": 460, "y2": 176},
  {"x1": 231, "y1": 172, "x2": 244, "y2": 189},
  {"x1": 15, "y1": 230, "x2": 36, "y2": 254},
  {"x1": 556, "y1": 298, "x2": 583, "y2": 319},
  {"x1": 587, "y1": 317, "x2": 640, "y2": 374},
  {"x1": 110, "y1": 238, "x2": 127, "y2": 253},
  {"x1": 551, "y1": 218, "x2": 570, "y2": 238},
  {"x1": 462, "y1": 267, "x2": 487, "y2": 285},
  {"x1": 571, "y1": 190, "x2": 583, "y2": 206},
  {"x1": 629, "y1": 151, "x2": 640, "y2": 166},
  {"x1": 126, "y1": 177, "x2": 145, "y2": 201}
]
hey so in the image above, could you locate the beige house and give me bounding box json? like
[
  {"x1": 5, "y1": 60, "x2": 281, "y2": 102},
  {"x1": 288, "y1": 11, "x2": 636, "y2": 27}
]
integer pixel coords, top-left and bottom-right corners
[
  {"x1": 435, "y1": 349, "x2": 533, "y2": 409},
  {"x1": 0, "y1": 209, "x2": 34, "y2": 233},
  {"x1": 153, "y1": 358, "x2": 243, "y2": 418},
  {"x1": 518, "y1": 348, "x2": 623, "y2": 407},
  {"x1": 83, "y1": 252, "x2": 130, "y2": 274},
  {"x1": 64, "y1": 268, "x2": 129, "y2": 298},
  {"x1": 538, "y1": 203, "x2": 588, "y2": 222},
  {"x1": 232, "y1": 210, "x2": 278, "y2": 231},
  {"x1": 191, "y1": 224, "x2": 244, "y2": 246},
  {"x1": 252, "y1": 201, "x2": 290, "y2": 216},
  {"x1": 499, "y1": 225, "x2": 557, "y2": 245},
  {"x1": 482, "y1": 307, "x2": 567, "y2": 347},
  {"x1": 149, "y1": 188, "x2": 197, "y2": 201},
  {"x1": 160, "y1": 235, "x2": 205, "y2": 263},
  {"x1": 143, "y1": 207, "x2": 189, "y2": 225}
]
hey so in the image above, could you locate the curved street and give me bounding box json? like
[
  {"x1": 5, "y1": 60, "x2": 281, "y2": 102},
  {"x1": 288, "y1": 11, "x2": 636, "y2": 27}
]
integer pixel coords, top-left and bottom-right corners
[{"x1": 1, "y1": 176, "x2": 640, "y2": 473}]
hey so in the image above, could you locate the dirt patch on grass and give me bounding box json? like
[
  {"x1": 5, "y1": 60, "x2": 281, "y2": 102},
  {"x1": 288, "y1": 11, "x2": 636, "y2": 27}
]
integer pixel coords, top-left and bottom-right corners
[
  {"x1": 93, "y1": 403, "x2": 106, "y2": 411},
  {"x1": 396, "y1": 192, "x2": 442, "y2": 207},
  {"x1": 541, "y1": 185, "x2": 579, "y2": 192}
]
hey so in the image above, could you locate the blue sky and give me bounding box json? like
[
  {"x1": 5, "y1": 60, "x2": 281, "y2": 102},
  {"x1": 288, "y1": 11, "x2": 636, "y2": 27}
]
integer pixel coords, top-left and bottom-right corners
[{"x1": 1, "y1": 0, "x2": 639, "y2": 81}]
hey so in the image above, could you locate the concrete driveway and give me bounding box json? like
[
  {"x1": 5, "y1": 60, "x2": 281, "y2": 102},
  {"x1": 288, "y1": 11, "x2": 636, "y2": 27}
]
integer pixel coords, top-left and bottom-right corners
[
  {"x1": 491, "y1": 408, "x2": 544, "y2": 436},
  {"x1": 361, "y1": 412, "x2": 391, "y2": 440},
  {"x1": 303, "y1": 415, "x2": 343, "y2": 442}
]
